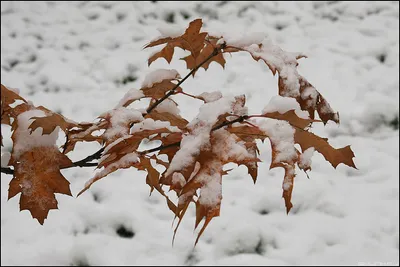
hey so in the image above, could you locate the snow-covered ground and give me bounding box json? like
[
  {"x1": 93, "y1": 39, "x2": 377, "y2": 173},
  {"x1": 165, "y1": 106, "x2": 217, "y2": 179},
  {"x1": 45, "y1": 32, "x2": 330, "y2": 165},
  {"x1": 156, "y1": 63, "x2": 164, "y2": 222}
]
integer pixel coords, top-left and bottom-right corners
[{"x1": 1, "y1": 1, "x2": 399, "y2": 265}]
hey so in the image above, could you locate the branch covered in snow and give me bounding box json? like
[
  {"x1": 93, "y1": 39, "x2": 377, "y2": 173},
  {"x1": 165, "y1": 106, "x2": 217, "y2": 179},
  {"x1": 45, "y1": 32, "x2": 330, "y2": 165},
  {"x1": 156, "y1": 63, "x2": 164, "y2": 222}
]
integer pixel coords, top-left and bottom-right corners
[{"x1": 1, "y1": 18, "x2": 356, "y2": 245}]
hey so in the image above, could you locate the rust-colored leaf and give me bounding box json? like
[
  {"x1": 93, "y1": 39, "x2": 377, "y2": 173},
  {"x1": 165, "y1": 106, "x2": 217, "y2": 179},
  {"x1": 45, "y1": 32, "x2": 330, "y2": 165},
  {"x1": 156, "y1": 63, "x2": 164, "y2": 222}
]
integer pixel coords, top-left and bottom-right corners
[
  {"x1": 145, "y1": 111, "x2": 188, "y2": 130},
  {"x1": 98, "y1": 128, "x2": 172, "y2": 169},
  {"x1": 29, "y1": 113, "x2": 78, "y2": 135},
  {"x1": 182, "y1": 37, "x2": 225, "y2": 75},
  {"x1": 281, "y1": 164, "x2": 296, "y2": 214},
  {"x1": 294, "y1": 128, "x2": 356, "y2": 169},
  {"x1": 8, "y1": 147, "x2": 73, "y2": 224},
  {"x1": 63, "y1": 122, "x2": 104, "y2": 154},
  {"x1": 145, "y1": 19, "x2": 207, "y2": 66},
  {"x1": 227, "y1": 125, "x2": 267, "y2": 142},
  {"x1": 141, "y1": 79, "x2": 182, "y2": 100},
  {"x1": 262, "y1": 110, "x2": 315, "y2": 129}
]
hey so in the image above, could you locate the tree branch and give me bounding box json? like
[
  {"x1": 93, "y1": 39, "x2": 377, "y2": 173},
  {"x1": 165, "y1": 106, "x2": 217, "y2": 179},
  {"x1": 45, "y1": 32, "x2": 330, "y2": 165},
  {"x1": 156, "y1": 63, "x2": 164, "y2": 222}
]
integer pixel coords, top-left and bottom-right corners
[
  {"x1": 1, "y1": 167, "x2": 13, "y2": 175},
  {"x1": 68, "y1": 147, "x2": 105, "y2": 168},
  {"x1": 1, "y1": 147, "x2": 105, "y2": 175},
  {"x1": 0, "y1": 114, "x2": 252, "y2": 175},
  {"x1": 137, "y1": 115, "x2": 250, "y2": 155},
  {"x1": 212, "y1": 115, "x2": 249, "y2": 131},
  {"x1": 1, "y1": 44, "x2": 227, "y2": 176}
]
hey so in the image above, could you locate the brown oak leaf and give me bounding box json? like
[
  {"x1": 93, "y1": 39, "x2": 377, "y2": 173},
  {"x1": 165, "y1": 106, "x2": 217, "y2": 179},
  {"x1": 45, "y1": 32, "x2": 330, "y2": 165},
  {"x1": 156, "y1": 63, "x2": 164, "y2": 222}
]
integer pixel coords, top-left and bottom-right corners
[
  {"x1": 145, "y1": 19, "x2": 207, "y2": 65},
  {"x1": 8, "y1": 147, "x2": 73, "y2": 224}
]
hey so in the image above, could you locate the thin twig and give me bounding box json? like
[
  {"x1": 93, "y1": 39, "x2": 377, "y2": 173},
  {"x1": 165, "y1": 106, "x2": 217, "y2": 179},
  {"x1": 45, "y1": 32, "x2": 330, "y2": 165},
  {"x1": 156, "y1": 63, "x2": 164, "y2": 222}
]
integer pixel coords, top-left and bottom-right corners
[
  {"x1": 1, "y1": 167, "x2": 13, "y2": 175},
  {"x1": 137, "y1": 115, "x2": 250, "y2": 155},
  {"x1": 69, "y1": 147, "x2": 105, "y2": 168},
  {"x1": 212, "y1": 115, "x2": 249, "y2": 131},
  {"x1": 0, "y1": 114, "x2": 250, "y2": 175}
]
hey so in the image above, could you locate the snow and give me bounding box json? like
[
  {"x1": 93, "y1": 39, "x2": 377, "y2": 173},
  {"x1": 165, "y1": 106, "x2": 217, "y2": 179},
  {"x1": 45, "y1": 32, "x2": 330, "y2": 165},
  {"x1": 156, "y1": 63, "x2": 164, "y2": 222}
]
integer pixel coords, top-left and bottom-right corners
[
  {"x1": 301, "y1": 86, "x2": 319, "y2": 109},
  {"x1": 172, "y1": 172, "x2": 186, "y2": 187},
  {"x1": 1, "y1": 1, "x2": 399, "y2": 266},
  {"x1": 153, "y1": 98, "x2": 180, "y2": 115},
  {"x1": 215, "y1": 32, "x2": 266, "y2": 48},
  {"x1": 197, "y1": 91, "x2": 223, "y2": 103},
  {"x1": 165, "y1": 95, "x2": 247, "y2": 177},
  {"x1": 89, "y1": 152, "x2": 139, "y2": 187},
  {"x1": 156, "y1": 24, "x2": 186, "y2": 39},
  {"x1": 141, "y1": 69, "x2": 180, "y2": 88},
  {"x1": 255, "y1": 118, "x2": 297, "y2": 164},
  {"x1": 12, "y1": 109, "x2": 59, "y2": 159},
  {"x1": 198, "y1": 172, "x2": 222, "y2": 207},
  {"x1": 115, "y1": 88, "x2": 144, "y2": 108},
  {"x1": 262, "y1": 95, "x2": 310, "y2": 119},
  {"x1": 299, "y1": 147, "x2": 315, "y2": 170},
  {"x1": 212, "y1": 129, "x2": 254, "y2": 162},
  {"x1": 130, "y1": 118, "x2": 180, "y2": 134},
  {"x1": 102, "y1": 107, "x2": 143, "y2": 141}
]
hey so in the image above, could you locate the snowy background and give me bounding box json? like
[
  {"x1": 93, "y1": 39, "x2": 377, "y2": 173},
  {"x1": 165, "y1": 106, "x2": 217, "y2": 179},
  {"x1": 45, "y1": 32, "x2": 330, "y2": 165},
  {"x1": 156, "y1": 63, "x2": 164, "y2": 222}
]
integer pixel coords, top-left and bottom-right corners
[{"x1": 1, "y1": 1, "x2": 399, "y2": 265}]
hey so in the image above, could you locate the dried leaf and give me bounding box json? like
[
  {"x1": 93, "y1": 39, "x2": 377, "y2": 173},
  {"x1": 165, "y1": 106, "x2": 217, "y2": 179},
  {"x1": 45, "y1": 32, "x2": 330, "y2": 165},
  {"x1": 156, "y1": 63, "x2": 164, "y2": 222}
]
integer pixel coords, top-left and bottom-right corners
[
  {"x1": 8, "y1": 147, "x2": 73, "y2": 224},
  {"x1": 99, "y1": 128, "x2": 172, "y2": 169},
  {"x1": 145, "y1": 19, "x2": 207, "y2": 65},
  {"x1": 294, "y1": 129, "x2": 356, "y2": 169},
  {"x1": 145, "y1": 110, "x2": 188, "y2": 130},
  {"x1": 262, "y1": 110, "x2": 314, "y2": 129},
  {"x1": 182, "y1": 37, "x2": 225, "y2": 75},
  {"x1": 141, "y1": 79, "x2": 182, "y2": 99},
  {"x1": 29, "y1": 113, "x2": 78, "y2": 135}
]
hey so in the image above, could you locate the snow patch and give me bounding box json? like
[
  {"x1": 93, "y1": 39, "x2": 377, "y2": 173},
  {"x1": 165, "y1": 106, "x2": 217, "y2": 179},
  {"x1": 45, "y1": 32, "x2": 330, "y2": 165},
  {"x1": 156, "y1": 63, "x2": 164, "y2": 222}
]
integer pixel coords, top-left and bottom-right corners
[
  {"x1": 116, "y1": 89, "x2": 144, "y2": 108},
  {"x1": 299, "y1": 147, "x2": 315, "y2": 170},
  {"x1": 141, "y1": 69, "x2": 180, "y2": 88},
  {"x1": 154, "y1": 98, "x2": 180, "y2": 116},
  {"x1": 12, "y1": 109, "x2": 59, "y2": 159},
  {"x1": 103, "y1": 108, "x2": 143, "y2": 141},
  {"x1": 255, "y1": 118, "x2": 297, "y2": 164},
  {"x1": 130, "y1": 118, "x2": 180, "y2": 134}
]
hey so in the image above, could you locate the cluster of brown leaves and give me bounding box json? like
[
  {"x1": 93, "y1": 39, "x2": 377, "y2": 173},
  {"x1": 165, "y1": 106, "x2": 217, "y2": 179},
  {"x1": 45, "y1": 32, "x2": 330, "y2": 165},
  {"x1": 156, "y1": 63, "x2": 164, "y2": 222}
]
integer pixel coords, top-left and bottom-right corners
[{"x1": 1, "y1": 18, "x2": 356, "y2": 244}]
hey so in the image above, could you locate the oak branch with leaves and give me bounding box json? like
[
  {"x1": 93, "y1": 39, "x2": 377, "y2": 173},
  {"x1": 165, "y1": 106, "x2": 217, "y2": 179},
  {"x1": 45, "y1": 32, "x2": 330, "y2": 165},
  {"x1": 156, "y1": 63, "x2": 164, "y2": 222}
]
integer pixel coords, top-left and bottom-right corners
[{"x1": 1, "y1": 19, "x2": 356, "y2": 245}]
